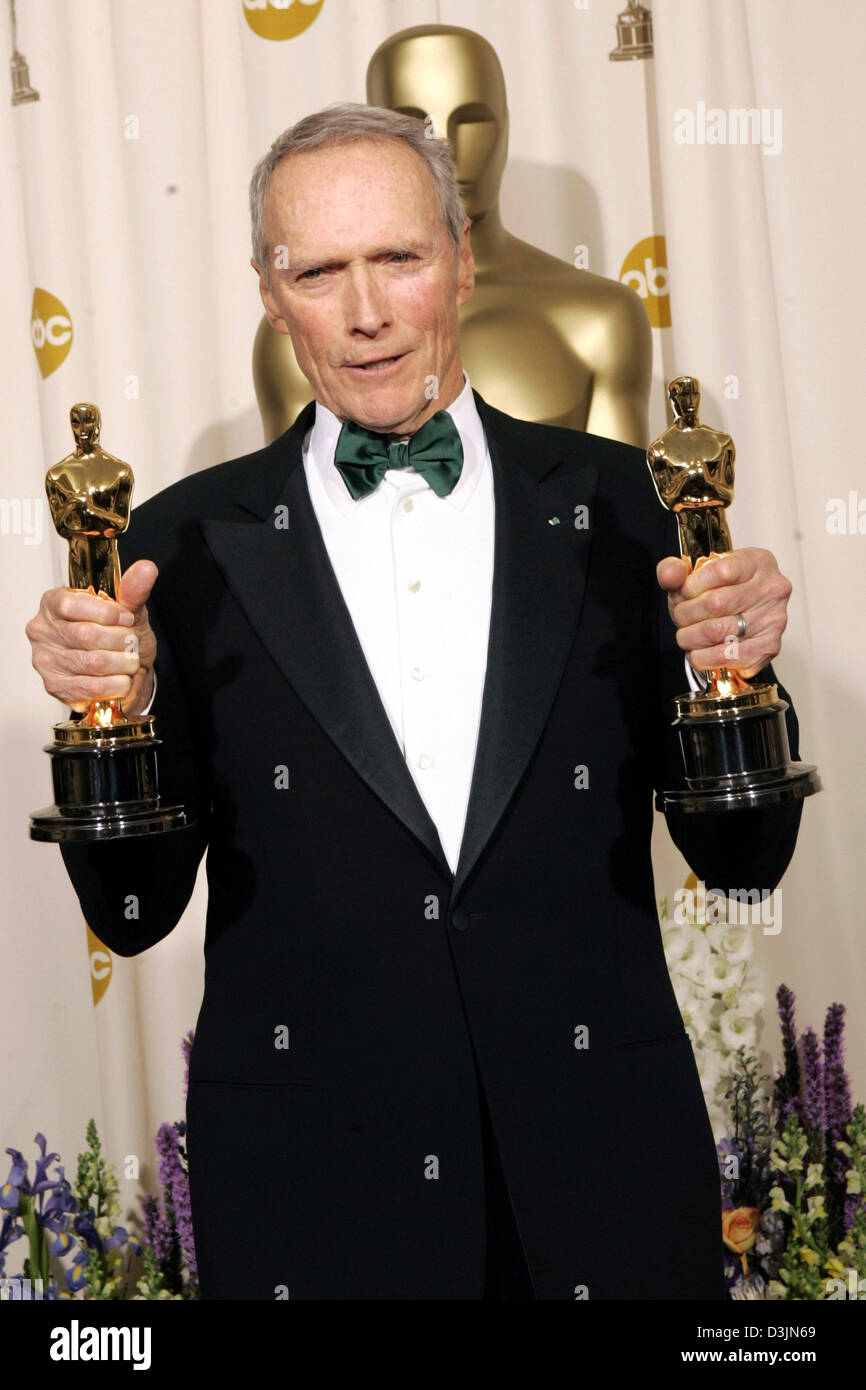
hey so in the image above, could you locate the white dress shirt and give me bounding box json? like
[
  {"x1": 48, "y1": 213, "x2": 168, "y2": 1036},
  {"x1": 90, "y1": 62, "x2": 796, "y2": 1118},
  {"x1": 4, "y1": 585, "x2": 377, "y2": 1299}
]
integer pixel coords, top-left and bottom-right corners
[
  {"x1": 302, "y1": 372, "x2": 494, "y2": 873},
  {"x1": 141, "y1": 374, "x2": 701, "y2": 865}
]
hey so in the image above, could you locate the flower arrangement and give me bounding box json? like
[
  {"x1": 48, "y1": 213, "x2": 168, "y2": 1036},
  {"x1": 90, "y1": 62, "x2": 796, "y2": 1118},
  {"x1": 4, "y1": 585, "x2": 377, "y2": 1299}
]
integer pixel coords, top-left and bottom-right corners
[
  {"x1": 659, "y1": 876, "x2": 765, "y2": 1137},
  {"x1": 659, "y1": 880, "x2": 865, "y2": 1299},
  {"x1": 0, "y1": 1031, "x2": 198, "y2": 1300},
  {"x1": 1, "y1": 1122, "x2": 142, "y2": 1299},
  {"x1": 716, "y1": 990, "x2": 865, "y2": 1299}
]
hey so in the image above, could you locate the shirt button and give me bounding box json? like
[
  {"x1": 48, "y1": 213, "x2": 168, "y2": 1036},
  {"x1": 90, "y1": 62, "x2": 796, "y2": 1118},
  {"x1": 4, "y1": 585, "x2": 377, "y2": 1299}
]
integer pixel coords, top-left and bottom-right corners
[
  {"x1": 401, "y1": 498, "x2": 414, "y2": 513},
  {"x1": 408, "y1": 579, "x2": 421, "y2": 592},
  {"x1": 411, "y1": 666, "x2": 425, "y2": 681},
  {"x1": 417, "y1": 753, "x2": 432, "y2": 770}
]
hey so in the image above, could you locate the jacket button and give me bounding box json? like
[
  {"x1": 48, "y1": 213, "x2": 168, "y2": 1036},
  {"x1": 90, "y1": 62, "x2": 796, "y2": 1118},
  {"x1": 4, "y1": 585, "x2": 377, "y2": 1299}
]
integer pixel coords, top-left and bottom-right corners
[{"x1": 450, "y1": 908, "x2": 471, "y2": 932}]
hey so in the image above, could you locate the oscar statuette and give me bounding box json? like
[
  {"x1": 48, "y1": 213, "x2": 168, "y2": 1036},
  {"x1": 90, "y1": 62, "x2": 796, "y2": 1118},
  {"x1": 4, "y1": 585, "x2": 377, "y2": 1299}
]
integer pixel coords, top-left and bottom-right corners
[
  {"x1": 29, "y1": 403, "x2": 193, "y2": 840},
  {"x1": 647, "y1": 376, "x2": 822, "y2": 813}
]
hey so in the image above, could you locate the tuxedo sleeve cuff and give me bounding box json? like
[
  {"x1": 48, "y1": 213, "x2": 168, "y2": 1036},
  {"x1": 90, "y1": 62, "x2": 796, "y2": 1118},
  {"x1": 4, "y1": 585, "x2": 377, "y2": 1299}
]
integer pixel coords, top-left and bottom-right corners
[{"x1": 139, "y1": 667, "x2": 157, "y2": 715}]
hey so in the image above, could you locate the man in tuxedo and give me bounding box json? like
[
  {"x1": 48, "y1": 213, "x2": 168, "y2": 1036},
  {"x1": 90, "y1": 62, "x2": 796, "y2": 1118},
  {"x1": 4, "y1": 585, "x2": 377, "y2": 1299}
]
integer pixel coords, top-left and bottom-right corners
[{"x1": 27, "y1": 104, "x2": 804, "y2": 1300}]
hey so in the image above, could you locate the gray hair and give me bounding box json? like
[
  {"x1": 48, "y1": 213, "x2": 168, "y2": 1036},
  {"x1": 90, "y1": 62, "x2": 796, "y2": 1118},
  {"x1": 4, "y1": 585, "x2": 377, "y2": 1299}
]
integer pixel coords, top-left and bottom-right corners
[{"x1": 249, "y1": 102, "x2": 468, "y2": 283}]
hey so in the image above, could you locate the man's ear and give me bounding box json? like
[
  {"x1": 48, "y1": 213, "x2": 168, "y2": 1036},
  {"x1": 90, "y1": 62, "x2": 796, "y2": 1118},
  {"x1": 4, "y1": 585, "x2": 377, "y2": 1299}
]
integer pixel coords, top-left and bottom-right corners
[
  {"x1": 455, "y1": 220, "x2": 475, "y2": 308},
  {"x1": 251, "y1": 256, "x2": 289, "y2": 333}
]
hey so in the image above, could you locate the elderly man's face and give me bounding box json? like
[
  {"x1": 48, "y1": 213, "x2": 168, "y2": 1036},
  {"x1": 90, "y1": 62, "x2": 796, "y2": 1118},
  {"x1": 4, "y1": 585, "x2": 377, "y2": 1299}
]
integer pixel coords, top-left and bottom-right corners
[{"x1": 253, "y1": 138, "x2": 474, "y2": 436}]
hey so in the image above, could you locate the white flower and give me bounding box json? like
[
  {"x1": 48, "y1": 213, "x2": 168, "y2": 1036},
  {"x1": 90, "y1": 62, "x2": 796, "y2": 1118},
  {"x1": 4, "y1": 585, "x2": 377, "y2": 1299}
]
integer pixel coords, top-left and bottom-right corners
[
  {"x1": 674, "y1": 930, "x2": 711, "y2": 985},
  {"x1": 717, "y1": 925, "x2": 754, "y2": 965},
  {"x1": 719, "y1": 1008, "x2": 758, "y2": 1052},
  {"x1": 695, "y1": 1043, "x2": 723, "y2": 1093},
  {"x1": 706, "y1": 922, "x2": 727, "y2": 952},
  {"x1": 719, "y1": 1050, "x2": 744, "y2": 1084},
  {"x1": 708, "y1": 997, "x2": 726, "y2": 1028},
  {"x1": 671, "y1": 973, "x2": 695, "y2": 1010},
  {"x1": 662, "y1": 923, "x2": 691, "y2": 967},
  {"x1": 706, "y1": 954, "x2": 745, "y2": 992},
  {"x1": 736, "y1": 986, "x2": 766, "y2": 1018},
  {"x1": 680, "y1": 995, "x2": 713, "y2": 1036}
]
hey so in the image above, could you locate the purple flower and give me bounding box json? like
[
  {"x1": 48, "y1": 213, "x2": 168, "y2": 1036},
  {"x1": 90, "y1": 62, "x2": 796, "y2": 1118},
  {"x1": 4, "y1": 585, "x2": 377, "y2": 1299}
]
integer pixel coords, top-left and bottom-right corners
[
  {"x1": 71, "y1": 1205, "x2": 139, "y2": 1270},
  {"x1": 799, "y1": 1028, "x2": 825, "y2": 1141},
  {"x1": 823, "y1": 1003, "x2": 855, "y2": 1228},
  {"x1": 716, "y1": 1137, "x2": 745, "y2": 1207},
  {"x1": 775, "y1": 984, "x2": 800, "y2": 1133},
  {"x1": 2, "y1": 1137, "x2": 77, "y2": 1233},
  {"x1": 141, "y1": 1192, "x2": 173, "y2": 1267},
  {"x1": 155, "y1": 1124, "x2": 182, "y2": 1198},
  {"x1": 41, "y1": 1174, "x2": 77, "y2": 1235},
  {"x1": 1, "y1": 1211, "x2": 24, "y2": 1265},
  {"x1": 103, "y1": 1226, "x2": 129, "y2": 1252},
  {"x1": 155, "y1": 1123, "x2": 198, "y2": 1285},
  {"x1": 64, "y1": 1248, "x2": 89, "y2": 1294},
  {"x1": 823, "y1": 1004, "x2": 851, "y2": 1130},
  {"x1": 32, "y1": 1134, "x2": 60, "y2": 1188},
  {"x1": 844, "y1": 1192, "x2": 863, "y2": 1233},
  {"x1": 821, "y1": 1011, "x2": 864, "y2": 1236},
  {"x1": 1, "y1": 1149, "x2": 28, "y2": 1209},
  {"x1": 73, "y1": 1208, "x2": 99, "y2": 1248},
  {"x1": 730, "y1": 1272, "x2": 767, "y2": 1300},
  {"x1": 48, "y1": 1227, "x2": 74, "y2": 1259},
  {"x1": 722, "y1": 1251, "x2": 741, "y2": 1290},
  {"x1": 172, "y1": 1164, "x2": 197, "y2": 1285},
  {"x1": 1, "y1": 1210, "x2": 23, "y2": 1245}
]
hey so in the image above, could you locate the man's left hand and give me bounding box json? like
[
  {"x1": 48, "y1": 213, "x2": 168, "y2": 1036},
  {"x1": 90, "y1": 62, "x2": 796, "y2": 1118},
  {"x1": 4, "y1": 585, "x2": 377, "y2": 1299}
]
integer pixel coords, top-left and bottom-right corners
[{"x1": 657, "y1": 547, "x2": 792, "y2": 679}]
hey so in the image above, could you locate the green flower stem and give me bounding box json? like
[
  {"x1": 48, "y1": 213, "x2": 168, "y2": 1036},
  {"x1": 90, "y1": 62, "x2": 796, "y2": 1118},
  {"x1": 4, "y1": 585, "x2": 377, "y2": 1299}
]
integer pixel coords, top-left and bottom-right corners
[{"x1": 20, "y1": 1193, "x2": 50, "y2": 1293}]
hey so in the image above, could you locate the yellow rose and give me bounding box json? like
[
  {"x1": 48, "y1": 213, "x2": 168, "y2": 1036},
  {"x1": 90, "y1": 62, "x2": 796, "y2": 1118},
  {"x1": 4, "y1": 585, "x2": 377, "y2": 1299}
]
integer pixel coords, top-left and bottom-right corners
[{"x1": 722, "y1": 1206, "x2": 760, "y2": 1255}]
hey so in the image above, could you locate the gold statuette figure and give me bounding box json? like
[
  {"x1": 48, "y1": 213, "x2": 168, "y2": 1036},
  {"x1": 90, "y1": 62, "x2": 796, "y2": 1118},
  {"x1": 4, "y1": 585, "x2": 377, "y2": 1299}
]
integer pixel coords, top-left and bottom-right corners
[
  {"x1": 30, "y1": 404, "x2": 192, "y2": 841},
  {"x1": 646, "y1": 376, "x2": 821, "y2": 813},
  {"x1": 647, "y1": 375, "x2": 747, "y2": 698},
  {"x1": 45, "y1": 403, "x2": 133, "y2": 727}
]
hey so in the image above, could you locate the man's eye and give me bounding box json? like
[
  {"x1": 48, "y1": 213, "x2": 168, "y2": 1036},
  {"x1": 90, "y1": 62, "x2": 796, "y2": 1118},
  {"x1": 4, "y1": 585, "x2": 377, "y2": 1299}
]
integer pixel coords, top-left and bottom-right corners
[
  {"x1": 299, "y1": 268, "x2": 323, "y2": 280},
  {"x1": 390, "y1": 252, "x2": 413, "y2": 264}
]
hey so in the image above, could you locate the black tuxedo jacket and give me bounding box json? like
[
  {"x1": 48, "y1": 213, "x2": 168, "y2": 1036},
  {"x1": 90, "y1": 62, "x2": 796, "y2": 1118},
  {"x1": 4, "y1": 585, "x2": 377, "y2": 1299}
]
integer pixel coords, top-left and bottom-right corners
[{"x1": 59, "y1": 391, "x2": 804, "y2": 1300}]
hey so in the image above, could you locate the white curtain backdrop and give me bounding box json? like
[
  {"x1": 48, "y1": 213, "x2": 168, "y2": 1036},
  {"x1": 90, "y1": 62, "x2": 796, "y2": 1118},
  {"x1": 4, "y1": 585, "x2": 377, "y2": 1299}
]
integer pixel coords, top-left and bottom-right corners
[{"x1": 2, "y1": 0, "x2": 863, "y2": 1276}]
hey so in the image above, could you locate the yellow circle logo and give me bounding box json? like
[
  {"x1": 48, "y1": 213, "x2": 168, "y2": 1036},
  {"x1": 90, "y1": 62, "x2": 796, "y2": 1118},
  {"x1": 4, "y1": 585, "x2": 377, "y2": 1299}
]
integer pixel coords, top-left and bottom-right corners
[
  {"x1": 86, "y1": 923, "x2": 112, "y2": 1005},
  {"x1": 31, "y1": 287, "x2": 74, "y2": 378},
  {"x1": 619, "y1": 235, "x2": 671, "y2": 329},
  {"x1": 242, "y1": 0, "x2": 324, "y2": 40}
]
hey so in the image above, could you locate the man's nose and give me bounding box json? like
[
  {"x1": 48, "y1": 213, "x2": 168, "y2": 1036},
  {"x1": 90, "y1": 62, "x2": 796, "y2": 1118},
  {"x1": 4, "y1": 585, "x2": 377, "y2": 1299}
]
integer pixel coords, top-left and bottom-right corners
[{"x1": 343, "y1": 264, "x2": 390, "y2": 336}]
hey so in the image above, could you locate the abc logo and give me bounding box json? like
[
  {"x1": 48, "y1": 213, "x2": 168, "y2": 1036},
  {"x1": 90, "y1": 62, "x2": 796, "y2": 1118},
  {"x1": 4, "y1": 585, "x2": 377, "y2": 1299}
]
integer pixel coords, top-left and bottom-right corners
[
  {"x1": 242, "y1": 0, "x2": 324, "y2": 41},
  {"x1": 619, "y1": 235, "x2": 670, "y2": 328},
  {"x1": 86, "y1": 924, "x2": 112, "y2": 1005},
  {"x1": 31, "y1": 288, "x2": 73, "y2": 378}
]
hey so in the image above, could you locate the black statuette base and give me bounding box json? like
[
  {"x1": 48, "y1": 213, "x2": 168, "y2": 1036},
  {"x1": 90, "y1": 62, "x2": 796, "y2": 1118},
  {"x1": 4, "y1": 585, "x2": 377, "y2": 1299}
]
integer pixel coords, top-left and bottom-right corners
[
  {"x1": 657, "y1": 688, "x2": 823, "y2": 814},
  {"x1": 29, "y1": 725, "x2": 192, "y2": 842}
]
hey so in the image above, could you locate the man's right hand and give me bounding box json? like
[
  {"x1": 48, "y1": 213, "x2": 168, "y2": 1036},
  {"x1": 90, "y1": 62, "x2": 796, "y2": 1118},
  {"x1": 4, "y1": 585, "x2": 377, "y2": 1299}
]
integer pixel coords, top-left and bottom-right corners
[{"x1": 25, "y1": 559, "x2": 159, "y2": 718}]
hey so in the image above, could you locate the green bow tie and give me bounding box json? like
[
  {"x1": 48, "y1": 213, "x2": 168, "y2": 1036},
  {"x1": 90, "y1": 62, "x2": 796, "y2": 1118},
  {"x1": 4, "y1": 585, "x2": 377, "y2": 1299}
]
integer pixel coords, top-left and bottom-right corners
[{"x1": 333, "y1": 410, "x2": 464, "y2": 500}]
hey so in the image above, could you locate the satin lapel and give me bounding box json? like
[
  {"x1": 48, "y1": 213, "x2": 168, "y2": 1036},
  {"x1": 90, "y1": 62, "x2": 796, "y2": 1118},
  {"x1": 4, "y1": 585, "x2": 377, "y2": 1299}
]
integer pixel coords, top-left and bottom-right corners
[
  {"x1": 199, "y1": 419, "x2": 450, "y2": 878},
  {"x1": 452, "y1": 400, "x2": 599, "y2": 901}
]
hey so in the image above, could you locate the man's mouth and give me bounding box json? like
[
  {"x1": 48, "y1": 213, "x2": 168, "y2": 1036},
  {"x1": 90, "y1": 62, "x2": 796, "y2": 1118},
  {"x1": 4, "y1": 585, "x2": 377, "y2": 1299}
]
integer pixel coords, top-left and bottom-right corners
[{"x1": 345, "y1": 352, "x2": 408, "y2": 374}]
